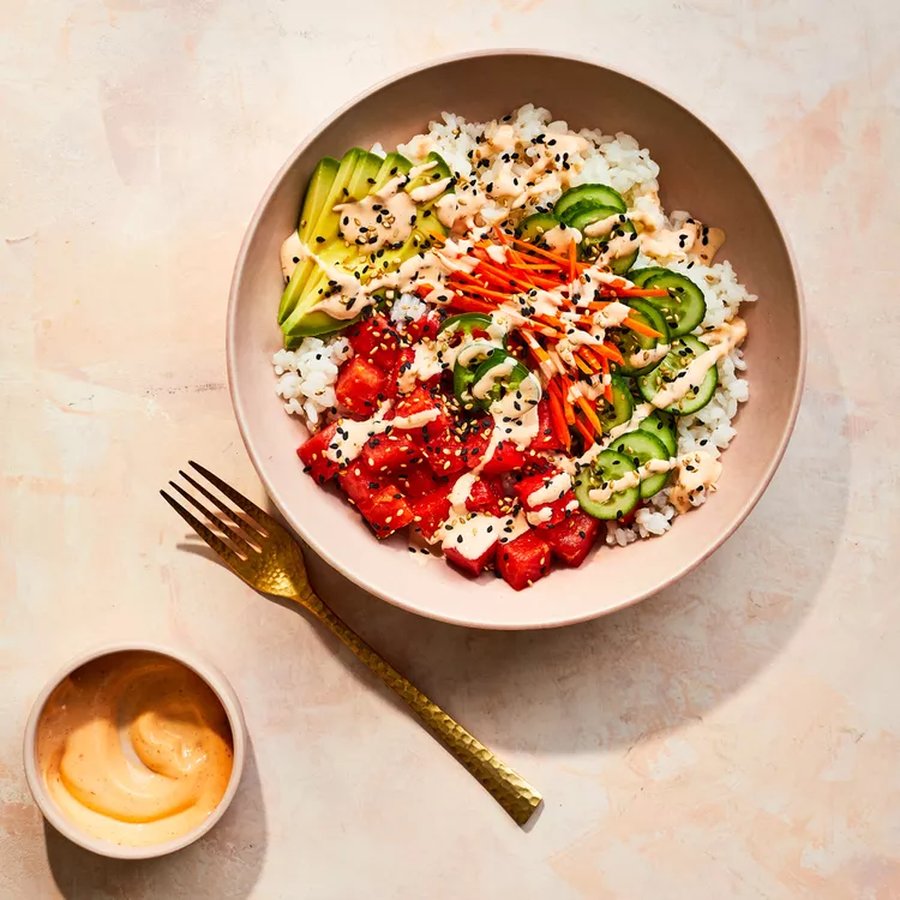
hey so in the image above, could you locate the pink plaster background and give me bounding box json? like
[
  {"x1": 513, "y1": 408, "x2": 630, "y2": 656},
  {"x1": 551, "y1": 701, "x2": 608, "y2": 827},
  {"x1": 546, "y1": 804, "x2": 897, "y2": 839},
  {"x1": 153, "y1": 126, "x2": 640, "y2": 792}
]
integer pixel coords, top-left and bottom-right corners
[{"x1": 1, "y1": 1, "x2": 899, "y2": 897}]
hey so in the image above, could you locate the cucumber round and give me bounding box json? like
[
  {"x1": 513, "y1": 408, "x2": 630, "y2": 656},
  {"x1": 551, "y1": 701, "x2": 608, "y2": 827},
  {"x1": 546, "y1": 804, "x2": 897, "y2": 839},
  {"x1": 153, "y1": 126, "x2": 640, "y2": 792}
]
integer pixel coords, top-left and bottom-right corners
[
  {"x1": 639, "y1": 411, "x2": 677, "y2": 456},
  {"x1": 581, "y1": 219, "x2": 639, "y2": 275},
  {"x1": 645, "y1": 271, "x2": 706, "y2": 337},
  {"x1": 597, "y1": 374, "x2": 634, "y2": 431},
  {"x1": 559, "y1": 202, "x2": 619, "y2": 229},
  {"x1": 637, "y1": 336, "x2": 718, "y2": 415},
  {"x1": 607, "y1": 429, "x2": 671, "y2": 499},
  {"x1": 517, "y1": 212, "x2": 558, "y2": 242},
  {"x1": 574, "y1": 450, "x2": 640, "y2": 520},
  {"x1": 627, "y1": 266, "x2": 670, "y2": 287},
  {"x1": 617, "y1": 298, "x2": 670, "y2": 376},
  {"x1": 554, "y1": 184, "x2": 627, "y2": 219}
]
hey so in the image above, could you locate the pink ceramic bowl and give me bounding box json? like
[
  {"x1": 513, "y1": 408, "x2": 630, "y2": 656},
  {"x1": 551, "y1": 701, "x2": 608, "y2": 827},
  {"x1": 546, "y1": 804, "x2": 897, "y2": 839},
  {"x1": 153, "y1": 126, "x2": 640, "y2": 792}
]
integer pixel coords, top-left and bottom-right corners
[{"x1": 227, "y1": 50, "x2": 804, "y2": 630}]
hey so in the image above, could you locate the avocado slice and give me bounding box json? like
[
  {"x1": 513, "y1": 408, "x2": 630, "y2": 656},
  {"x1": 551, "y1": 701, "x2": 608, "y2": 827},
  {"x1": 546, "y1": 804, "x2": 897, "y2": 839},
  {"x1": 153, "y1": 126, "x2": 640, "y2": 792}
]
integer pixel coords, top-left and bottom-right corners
[
  {"x1": 373, "y1": 152, "x2": 412, "y2": 190},
  {"x1": 307, "y1": 148, "x2": 363, "y2": 247},
  {"x1": 298, "y1": 156, "x2": 340, "y2": 242},
  {"x1": 405, "y1": 151, "x2": 452, "y2": 195},
  {"x1": 346, "y1": 151, "x2": 383, "y2": 202}
]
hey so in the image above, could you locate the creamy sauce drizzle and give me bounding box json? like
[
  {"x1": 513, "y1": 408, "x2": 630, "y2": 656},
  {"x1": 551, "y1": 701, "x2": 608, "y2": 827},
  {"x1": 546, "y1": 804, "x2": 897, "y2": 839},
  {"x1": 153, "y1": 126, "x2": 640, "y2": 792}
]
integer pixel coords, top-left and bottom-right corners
[
  {"x1": 324, "y1": 403, "x2": 441, "y2": 464},
  {"x1": 334, "y1": 175, "x2": 417, "y2": 252},
  {"x1": 649, "y1": 317, "x2": 747, "y2": 409},
  {"x1": 36, "y1": 651, "x2": 233, "y2": 848},
  {"x1": 586, "y1": 450, "x2": 721, "y2": 512}
]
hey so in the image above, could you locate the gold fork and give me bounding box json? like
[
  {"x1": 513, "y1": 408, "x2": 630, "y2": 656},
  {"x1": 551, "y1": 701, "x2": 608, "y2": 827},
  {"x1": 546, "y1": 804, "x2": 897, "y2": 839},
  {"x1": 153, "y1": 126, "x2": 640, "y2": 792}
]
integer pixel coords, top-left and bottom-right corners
[{"x1": 161, "y1": 461, "x2": 542, "y2": 826}]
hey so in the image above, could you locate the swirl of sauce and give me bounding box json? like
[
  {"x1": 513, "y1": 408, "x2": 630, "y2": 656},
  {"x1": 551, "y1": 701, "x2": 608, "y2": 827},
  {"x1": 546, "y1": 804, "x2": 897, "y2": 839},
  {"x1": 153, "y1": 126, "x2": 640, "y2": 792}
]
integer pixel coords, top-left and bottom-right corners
[{"x1": 36, "y1": 651, "x2": 233, "y2": 847}]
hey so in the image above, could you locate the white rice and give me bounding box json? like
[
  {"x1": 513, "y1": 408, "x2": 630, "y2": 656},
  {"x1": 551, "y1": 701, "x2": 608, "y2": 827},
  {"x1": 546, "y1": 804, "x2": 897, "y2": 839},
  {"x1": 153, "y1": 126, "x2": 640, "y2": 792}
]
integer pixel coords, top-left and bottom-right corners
[
  {"x1": 273, "y1": 104, "x2": 757, "y2": 543},
  {"x1": 273, "y1": 337, "x2": 351, "y2": 426}
]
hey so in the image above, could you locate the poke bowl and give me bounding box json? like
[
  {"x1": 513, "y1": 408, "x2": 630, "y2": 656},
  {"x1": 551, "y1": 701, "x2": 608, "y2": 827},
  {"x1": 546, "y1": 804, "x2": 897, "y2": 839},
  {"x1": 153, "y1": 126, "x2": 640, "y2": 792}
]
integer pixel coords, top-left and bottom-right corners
[{"x1": 227, "y1": 50, "x2": 804, "y2": 630}]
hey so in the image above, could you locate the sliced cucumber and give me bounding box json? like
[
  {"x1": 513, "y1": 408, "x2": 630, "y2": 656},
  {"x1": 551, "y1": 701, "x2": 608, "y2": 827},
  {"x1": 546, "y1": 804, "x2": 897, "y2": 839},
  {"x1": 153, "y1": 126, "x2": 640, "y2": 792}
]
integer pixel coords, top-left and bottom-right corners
[
  {"x1": 574, "y1": 449, "x2": 640, "y2": 520},
  {"x1": 597, "y1": 374, "x2": 634, "y2": 431},
  {"x1": 554, "y1": 184, "x2": 627, "y2": 220},
  {"x1": 563, "y1": 204, "x2": 621, "y2": 231},
  {"x1": 645, "y1": 271, "x2": 706, "y2": 337},
  {"x1": 616, "y1": 298, "x2": 670, "y2": 376},
  {"x1": 627, "y1": 266, "x2": 670, "y2": 288},
  {"x1": 637, "y1": 335, "x2": 718, "y2": 415},
  {"x1": 581, "y1": 218, "x2": 639, "y2": 275},
  {"x1": 298, "y1": 156, "x2": 340, "y2": 242},
  {"x1": 517, "y1": 212, "x2": 558, "y2": 242},
  {"x1": 639, "y1": 411, "x2": 677, "y2": 456},
  {"x1": 406, "y1": 151, "x2": 452, "y2": 195},
  {"x1": 607, "y1": 429, "x2": 671, "y2": 499}
]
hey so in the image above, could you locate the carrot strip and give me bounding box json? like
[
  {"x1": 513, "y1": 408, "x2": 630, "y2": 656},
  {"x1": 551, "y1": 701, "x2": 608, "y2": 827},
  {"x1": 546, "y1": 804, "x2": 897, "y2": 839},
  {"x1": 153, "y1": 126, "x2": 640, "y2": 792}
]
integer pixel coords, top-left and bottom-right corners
[
  {"x1": 574, "y1": 354, "x2": 594, "y2": 376},
  {"x1": 576, "y1": 347, "x2": 600, "y2": 372},
  {"x1": 575, "y1": 395, "x2": 604, "y2": 436},
  {"x1": 558, "y1": 376, "x2": 576, "y2": 426},
  {"x1": 568, "y1": 241, "x2": 576, "y2": 282},
  {"x1": 512, "y1": 239, "x2": 589, "y2": 272},
  {"x1": 546, "y1": 387, "x2": 571, "y2": 451},
  {"x1": 583, "y1": 343, "x2": 624, "y2": 365},
  {"x1": 600, "y1": 354, "x2": 613, "y2": 403},
  {"x1": 623, "y1": 317, "x2": 663, "y2": 339},
  {"x1": 574, "y1": 415, "x2": 595, "y2": 447},
  {"x1": 599, "y1": 287, "x2": 669, "y2": 298},
  {"x1": 446, "y1": 295, "x2": 494, "y2": 314},
  {"x1": 447, "y1": 278, "x2": 511, "y2": 303},
  {"x1": 472, "y1": 253, "x2": 544, "y2": 293}
]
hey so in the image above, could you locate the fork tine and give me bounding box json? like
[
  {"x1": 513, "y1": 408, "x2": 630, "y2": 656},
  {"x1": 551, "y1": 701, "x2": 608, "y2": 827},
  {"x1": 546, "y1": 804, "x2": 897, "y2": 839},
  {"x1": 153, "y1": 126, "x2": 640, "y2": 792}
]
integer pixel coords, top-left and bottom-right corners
[
  {"x1": 168, "y1": 482, "x2": 257, "y2": 557},
  {"x1": 188, "y1": 461, "x2": 280, "y2": 532},
  {"x1": 179, "y1": 469, "x2": 266, "y2": 538},
  {"x1": 160, "y1": 490, "x2": 245, "y2": 567}
]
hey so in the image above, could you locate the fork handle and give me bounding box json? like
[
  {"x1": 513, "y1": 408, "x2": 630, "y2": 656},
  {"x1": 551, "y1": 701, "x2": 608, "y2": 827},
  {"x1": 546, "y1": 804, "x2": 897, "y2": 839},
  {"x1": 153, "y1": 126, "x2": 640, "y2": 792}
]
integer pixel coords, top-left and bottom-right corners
[{"x1": 299, "y1": 592, "x2": 542, "y2": 826}]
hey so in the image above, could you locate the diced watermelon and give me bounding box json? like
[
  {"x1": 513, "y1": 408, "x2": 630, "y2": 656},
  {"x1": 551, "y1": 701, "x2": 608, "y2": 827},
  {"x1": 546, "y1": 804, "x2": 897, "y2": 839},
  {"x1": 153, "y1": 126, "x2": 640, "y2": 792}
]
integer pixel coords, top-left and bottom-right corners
[
  {"x1": 361, "y1": 432, "x2": 421, "y2": 475},
  {"x1": 401, "y1": 463, "x2": 450, "y2": 500},
  {"x1": 387, "y1": 347, "x2": 416, "y2": 396},
  {"x1": 425, "y1": 433, "x2": 468, "y2": 476},
  {"x1": 410, "y1": 490, "x2": 450, "y2": 539},
  {"x1": 444, "y1": 540, "x2": 497, "y2": 577},
  {"x1": 513, "y1": 471, "x2": 559, "y2": 508},
  {"x1": 530, "y1": 399, "x2": 564, "y2": 451},
  {"x1": 479, "y1": 441, "x2": 530, "y2": 476},
  {"x1": 364, "y1": 485, "x2": 414, "y2": 537},
  {"x1": 465, "y1": 476, "x2": 504, "y2": 515},
  {"x1": 297, "y1": 422, "x2": 341, "y2": 484},
  {"x1": 338, "y1": 464, "x2": 383, "y2": 509},
  {"x1": 404, "y1": 311, "x2": 441, "y2": 342},
  {"x1": 496, "y1": 530, "x2": 552, "y2": 591},
  {"x1": 528, "y1": 493, "x2": 576, "y2": 529},
  {"x1": 335, "y1": 357, "x2": 386, "y2": 418},
  {"x1": 461, "y1": 419, "x2": 492, "y2": 469},
  {"x1": 345, "y1": 315, "x2": 401, "y2": 371},
  {"x1": 544, "y1": 511, "x2": 600, "y2": 567},
  {"x1": 395, "y1": 386, "x2": 452, "y2": 436}
]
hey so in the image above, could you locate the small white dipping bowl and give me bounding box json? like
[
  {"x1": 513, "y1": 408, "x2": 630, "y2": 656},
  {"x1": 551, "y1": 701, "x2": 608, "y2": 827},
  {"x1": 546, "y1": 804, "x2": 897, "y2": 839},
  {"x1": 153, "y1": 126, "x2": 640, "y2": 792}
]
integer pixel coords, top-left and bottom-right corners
[{"x1": 23, "y1": 641, "x2": 247, "y2": 860}]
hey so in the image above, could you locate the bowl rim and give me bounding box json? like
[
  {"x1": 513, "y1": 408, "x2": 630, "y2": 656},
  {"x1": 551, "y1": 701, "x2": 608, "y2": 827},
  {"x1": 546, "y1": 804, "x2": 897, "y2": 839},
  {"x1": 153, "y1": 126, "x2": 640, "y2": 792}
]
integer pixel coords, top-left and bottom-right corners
[
  {"x1": 22, "y1": 641, "x2": 247, "y2": 859},
  {"x1": 227, "y1": 47, "x2": 806, "y2": 630}
]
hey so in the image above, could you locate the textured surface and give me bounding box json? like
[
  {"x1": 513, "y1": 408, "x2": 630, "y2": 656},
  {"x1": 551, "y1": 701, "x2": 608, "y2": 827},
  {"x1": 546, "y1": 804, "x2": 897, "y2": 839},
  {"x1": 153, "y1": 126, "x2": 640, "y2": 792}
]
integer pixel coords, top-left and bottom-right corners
[{"x1": 2, "y1": 1, "x2": 899, "y2": 898}]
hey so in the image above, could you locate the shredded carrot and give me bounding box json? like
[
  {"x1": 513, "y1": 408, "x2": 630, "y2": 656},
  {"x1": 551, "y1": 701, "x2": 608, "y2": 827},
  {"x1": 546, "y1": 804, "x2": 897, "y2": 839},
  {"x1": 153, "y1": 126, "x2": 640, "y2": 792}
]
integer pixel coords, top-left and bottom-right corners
[
  {"x1": 623, "y1": 317, "x2": 663, "y2": 339},
  {"x1": 574, "y1": 415, "x2": 595, "y2": 446},
  {"x1": 576, "y1": 347, "x2": 600, "y2": 372},
  {"x1": 573, "y1": 354, "x2": 593, "y2": 376},
  {"x1": 600, "y1": 287, "x2": 669, "y2": 298},
  {"x1": 575, "y1": 395, "x2": 604, "y2": 437},
  {"x1": 600, "y1": 353, "x2": 613, "y2": 404},
  {"x1": 558, "y1": 375, "x2": 576, "y2": 426},
  {"x1": 546, "y1": 387, "x2": 571, "y2": 451},
  {"x1": 512, "y1": 239, "x2": 588, "y2": 272},
  {"x1": 568, "y1": 241, "x2": 576, "y2": 282},
  {"x1": 446, "y1": 294, "x2": 494, "y2": 314}
]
